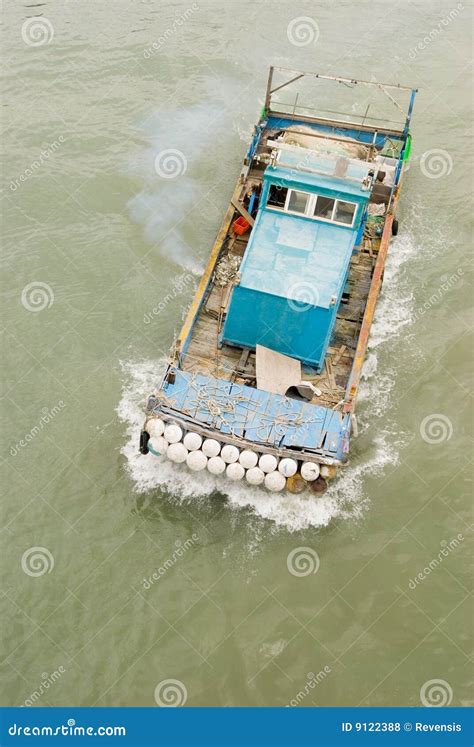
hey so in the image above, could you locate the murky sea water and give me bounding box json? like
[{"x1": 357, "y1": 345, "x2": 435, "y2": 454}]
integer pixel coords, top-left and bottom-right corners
[{"x1": 1, "y1": 0, "x2": 473, "y2": 708}]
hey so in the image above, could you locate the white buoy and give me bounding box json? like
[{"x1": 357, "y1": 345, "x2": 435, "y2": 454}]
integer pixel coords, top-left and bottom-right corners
[
  {"x1": 202, "y1": 439, "x2": 221, "y2": 458},
  {"x1": 259, "y1": 454, "x2": 278, "y2": 473},
  {"x1": 183, "y1": 432, "x2": 202, "y2": 451},
  {"x1": 186, "y1": 450, "x2": 207, "y2": 471},
  {"x1": 166, "y1": 442, "x2": 188, "y2": 464},
  {"x1": 148, "y1": 436, "x2": 168, "y2": 457},
  {"x1": 239, "y1": 449, "x2": 258, "y2": 469},
  {"x1": 278, "y1": 458, "x2": 298, "y2": 477},
  {"x1": 146, "y1": 418, "x2": 164, "y2": 438},
  {"x1": 207, "y1": 456, "x2": 226, "y2": 475},
  {"x1": 246, "y1": 467, "x2": 265, "y2": 485},
  {"x1": 221, "y1": 444, "x2": 240, "y2": 463},
  {"x1": 265, "y1": 471, "x2": 286, "y2": 492},
  {"x1": 164, "y1": 423, "x2": 183, "y2": 444},
  {"x1": 301, "y1": 462, "x2": 320, "y2": 481},
  {"x1": 226, "y1": 462, "x2": 245, "y2": 481},
  {"x1": 167, "y1": 442, "x2": 188, "y2": 463}
]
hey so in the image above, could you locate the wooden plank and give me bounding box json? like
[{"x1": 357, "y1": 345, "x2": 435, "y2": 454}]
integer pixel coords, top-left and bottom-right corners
[
  {"x1": 230, "y1": 198, "x2": 255, "y2": 227},
  {"x1": 344, "y1": 213, "x2": 394, "y2": 412},
  {"x1": 333, "y1": 345, "x2": 347, "y2": 365}
]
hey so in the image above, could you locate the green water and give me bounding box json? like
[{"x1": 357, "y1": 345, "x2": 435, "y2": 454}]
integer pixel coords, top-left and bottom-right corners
[{"x1": 1, "y1": 0, "x2": 473, "y2": 709}]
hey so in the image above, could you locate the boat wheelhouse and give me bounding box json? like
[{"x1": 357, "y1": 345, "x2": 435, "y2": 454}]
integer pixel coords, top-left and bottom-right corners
[
  {"x1": 140, "y1": 68, "x2": 417, "y2": 494},
  {"x1": 222, "y1": 150, "x2": 372, "y2": 370}
]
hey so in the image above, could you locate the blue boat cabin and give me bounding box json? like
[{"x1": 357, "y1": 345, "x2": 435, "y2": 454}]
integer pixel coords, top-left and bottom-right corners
[{"x1": 221, "y1": 149, "x2": 373, "y2": 371}]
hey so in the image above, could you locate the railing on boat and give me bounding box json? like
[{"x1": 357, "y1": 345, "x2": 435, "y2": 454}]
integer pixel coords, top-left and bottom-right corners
[{"x1": 264, "y1": 67, "x2": 417, "y2": 137}]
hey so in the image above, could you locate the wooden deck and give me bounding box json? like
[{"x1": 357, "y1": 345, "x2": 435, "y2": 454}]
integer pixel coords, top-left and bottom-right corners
[{"x1": 181, "y1": 227, "x2": 380, "y2": 410}]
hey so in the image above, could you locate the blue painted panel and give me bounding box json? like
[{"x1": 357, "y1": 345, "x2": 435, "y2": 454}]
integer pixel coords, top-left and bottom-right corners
[
  {"x1": 163, "y1": 370, "x2": 197, "y2": 415},
  {"x1": 227, "y1": 384, "x2": 268, "y2": 441},
  {"x1": 222, "y1": 286, "x2": 331, "y2": 369},
  {"x1": 157, "y1": 370, "x2": 348, "y2": 458}
]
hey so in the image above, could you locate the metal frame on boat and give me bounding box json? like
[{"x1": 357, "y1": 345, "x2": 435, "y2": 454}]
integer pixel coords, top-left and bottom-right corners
[{"x1": 140, "y1": 68, "x2": 417, "y2": 494}]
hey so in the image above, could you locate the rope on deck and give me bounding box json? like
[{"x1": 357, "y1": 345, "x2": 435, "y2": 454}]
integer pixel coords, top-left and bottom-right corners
[{"x1": 150, "y1": 376, "x2": 328, "y2": 445}]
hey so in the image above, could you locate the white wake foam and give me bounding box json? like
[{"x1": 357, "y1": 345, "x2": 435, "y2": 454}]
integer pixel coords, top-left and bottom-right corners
[{"x1": 118, "y1": 359, "x2": 398, "y2": 532}]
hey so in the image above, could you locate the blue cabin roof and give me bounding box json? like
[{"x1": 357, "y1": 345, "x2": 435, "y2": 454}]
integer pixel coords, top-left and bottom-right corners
[
  {"x1": 238, "y1": 209, "x2": 357, "y2": 309},
  {"x1": 269, "y1": 150, "x2": 374, "y2": 199}
]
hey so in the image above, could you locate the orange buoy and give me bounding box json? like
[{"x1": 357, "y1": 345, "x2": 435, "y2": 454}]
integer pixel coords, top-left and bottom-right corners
[
  {"x1": 286, "y1": 473, "x2": 306, "y2": 494},
  {"x1": 310, "y1": 476, "x2": 328, "y2": 494},
  {"x1": 320, "y1": 465, "x2": 338, "y2": 480}
]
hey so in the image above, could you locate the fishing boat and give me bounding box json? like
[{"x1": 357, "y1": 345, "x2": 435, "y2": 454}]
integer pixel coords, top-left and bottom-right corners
[{"x1": 139, "y1": 68, "x2": 417, "y2": 494}]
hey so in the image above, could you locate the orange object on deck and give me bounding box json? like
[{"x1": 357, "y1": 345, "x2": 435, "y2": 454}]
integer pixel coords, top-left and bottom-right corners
[{"x1": 232, "y1": 216, "x2": 250, "y2": 235}]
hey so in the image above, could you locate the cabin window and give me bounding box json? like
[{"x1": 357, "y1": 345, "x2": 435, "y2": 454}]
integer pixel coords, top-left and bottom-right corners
[
  {"x1": 266, "y1": 185, "x2": 358, "y2": 228},
  {"x1": 287, "y1": 190, "x2": 309, "y2": 214},
  {"x1": 313, "y1": 196, "x2": 335, "y2": 220},
  {"x1": 267, "y1": 184, "x2": 288, "y2": 209},
  {"x1": 334, "y1": 200, "x2": 356, "y2": 225}
]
